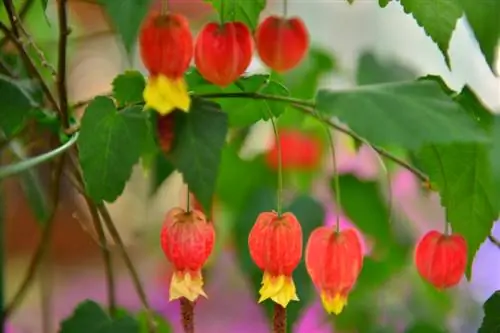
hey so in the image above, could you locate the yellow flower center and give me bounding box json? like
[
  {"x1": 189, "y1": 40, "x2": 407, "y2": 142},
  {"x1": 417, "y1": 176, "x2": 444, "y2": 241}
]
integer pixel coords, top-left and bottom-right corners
[
  {"x1": 320, "y1": 292, "x2": 347, "y2": 315},
  {"x1": 143, "y1": 75, "x2": 190, "y2": 115},
  {"x1": 169, "y1": 271, "x2": 207, "y2": 302}
]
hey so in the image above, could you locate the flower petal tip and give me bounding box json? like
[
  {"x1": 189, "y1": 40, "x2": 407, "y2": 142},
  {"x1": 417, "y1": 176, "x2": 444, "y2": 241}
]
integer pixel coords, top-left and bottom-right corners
[
  {"x1": 168, "y1": 271, "x2": 207, "y2": 302},
  {"x1": 321, "y1": 292, "x2": 347, "y2": 315},
  {"x1": 143, "y1": 75, "x2": 191, "y2": 115},
  {"x1": 258, "y1": 273, "x2": 299, "y2": 308}
]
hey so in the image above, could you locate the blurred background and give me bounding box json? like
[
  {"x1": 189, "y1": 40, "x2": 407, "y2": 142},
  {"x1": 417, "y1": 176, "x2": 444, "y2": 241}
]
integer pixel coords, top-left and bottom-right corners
[{"x1": 1, "y1": 0, "x2": 499, "y2": 332}]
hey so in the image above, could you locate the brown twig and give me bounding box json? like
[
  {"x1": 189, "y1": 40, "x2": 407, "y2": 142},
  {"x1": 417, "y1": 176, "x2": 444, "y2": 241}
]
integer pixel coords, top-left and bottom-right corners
[
  {"x1": 0, "y1": 0, "x2": 35, "y2": 48},
  {"x1": 2, "y1": 153, "x2": 65, "y2": 318},
  {"x1": 97, "y1": 204, "x2": 156, "y2": 332},
  {"x1": 83, "y1": 195, "x2": 116, "y2": 316},
  {"x1": 180, "y1": 298, "x2": 195, "y2": 333},
  {"x1": 273, "y1": 304, "x2": 286, "y2": 333},
  {"x1": 56, "y1": 0, "x2": 70, "y2": 128},
  {"x1": 489, "y1": 235, "x2": 500, "y2": 249}
]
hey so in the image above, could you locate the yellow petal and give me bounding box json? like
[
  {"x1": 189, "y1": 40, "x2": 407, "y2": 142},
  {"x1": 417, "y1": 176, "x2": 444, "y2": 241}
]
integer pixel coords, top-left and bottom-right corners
[
  {"x1": 143, "y1": 75, "x2": 191, "y2": 115},
  {"x1": 321, "y1": 292, "x2": 347, "y2": 315},
  {"x1": 169, "y1": 271, "x2": 207, "y2": 302},
  {"x1": 257, "y1": 272, "x2": 299, "y2": 308}
]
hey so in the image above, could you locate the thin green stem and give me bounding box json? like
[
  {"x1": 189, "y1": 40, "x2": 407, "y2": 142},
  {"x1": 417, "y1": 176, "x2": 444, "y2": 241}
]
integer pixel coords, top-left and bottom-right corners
[
  {"x1": 269, "y1": 116, "x2": 283, "y2": 216},
  {"x1": 0, "y1": 132, "x2": 78, "y2": 180},
  {"x1": 444, "y1": 222, "x2": 450, "y2": 235},
  {"x1": 186, "y1": 186, "x2": 191, "y2": 212},
  {"x1": 369, "y1": 146, "x2": 393, "y2": 226},
  {"x1": 283, "y1": 0, "x2": 288, "y2": 17},
  {"x1": 327, "y1": 129, "x2": 341, "y2": 233},
  {"x1": 161, "y1": 0, "x2": 168, "y2": 15}
]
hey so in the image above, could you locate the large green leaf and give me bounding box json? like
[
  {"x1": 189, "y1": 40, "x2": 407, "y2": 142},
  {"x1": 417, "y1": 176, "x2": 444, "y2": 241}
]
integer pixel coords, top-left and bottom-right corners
[
  {"x1": 100, "y1": 0, "x2": 154, "y2": 54},
  {"x1": 78, "y1": 97, "x2": 150, "y2": 203},
  {"x1": 356, "y1": 51, "x2": 417, "y2": 85},
  {"x1": 204, "y1": 0, "x2": 266, "y2": 31},
  {"x1": 233, "y1": 188, "x2": 324, "y2": 327},
  {"x1": 0, "y1": 75, "x2": 35, "y2": 137},
  {"x1": 60, "y1": 300, "x2": 139, "y2": 333},
  {"x1": 459, "y1": 0, "x2": 500, "y2": 75},
  {"x1": 479, "y1": 291, "x2": 500, "y2": 333},
  {"x1": 315, "y1": 80, "x2": 488, "y2": 150},
  {"x1": 167, "y1": 98, "x2": 228, "y2": 214},
  {"x1": 415, "y1": 86, "x2": 499, "y2": 279},
  {"x1": 399, "y1": 0, "x2": 462, "y2": 68},
  {"x1": 111, "y1": 70, "x2": 146, "y2": 107}
]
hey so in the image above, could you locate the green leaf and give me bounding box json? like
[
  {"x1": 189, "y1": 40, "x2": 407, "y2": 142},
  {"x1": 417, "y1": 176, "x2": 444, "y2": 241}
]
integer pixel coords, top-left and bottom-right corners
[
  {"x1": 137, "y1": 311, "x2": 172, "y2": 333},
  {"x1": 415, "y1": 86, "x2": 499, "y2": 278},
  {"x1": 459, "y1": 0, "x2": 500, "y2": 75},
  {"x1": 112, "y1": 71, "x2": 146, "y2": 107},
  {"x1": 315, "y1": 80, "x2": 488, "y2": 150},
  {"x1": 404, "y1": 322, "x2": 447, "y2": 333},
  {"x1": 491, "y1": 116, "x2": 500, "y2": 207},
  {"x1": 150, "y1": 152, "x2": 175, "y2": 196},
  {"x1": 188, "y1": 70, "x2": 289, "y2": 127},
  {"x1": 204, "y1": 0, "x2": 266, "y2": 31},
  {"x1": 41, "y1": 0, "x2": 48, "y2": 10},
  {"x1": 399, "y1": 0, "x2": 462, "y2": 68},
  {"x1": 479, "y1": 291, "x2": 500, "y2": 333},
  {"x1": 60, "y1": 300, "x2": 139, "y2": 333},
  {"x1": 356, "y1": 51, "x2": 417, "y2": 85},
  {"x1": 0, "y1": 75, "x2": 34, "y2": 137},
  {"x1": 99, "y1": 0, "x2": 154, "y2": 54},
  {"x1": 78, "y1": 97, "x2": 150, "y2": 203},
  {"x1": 167, "y1": 98, "x2": 228, "y2": 214},
  {"x1": 417, "y1": 143, "x2": 498, "y2": 278},
  {"x1": 378, "y1": 0, "x2": 391, "y2": 7}
]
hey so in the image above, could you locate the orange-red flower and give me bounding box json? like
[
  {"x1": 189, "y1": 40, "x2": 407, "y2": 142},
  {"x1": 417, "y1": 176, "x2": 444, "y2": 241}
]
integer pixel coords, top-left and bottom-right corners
[
  {"x1": 139, "y1": 12, "x2": 193, "y2": 114},
  {"x1": 160, "y1": 207, "x2": 215, "y2": 301},
  {"x1": 266, "y1": 129, "x2": 322, "y2": 171},
  {"x1": 414, "y1": 230, "x2": 467, "y2": 289},
  {"x1": 156, "y1": 113, "x2": 176, "y2": 153},
  {"x1": 305, "y1": 227, "x2": 364, "y2": 315},
  {"x1": 248, "y1": 211, "x2": 303, "y2": 308},
  {"x1": 194, "y1": 21, "x2": 253, "y2": 87},
  {"x1": 256, "y1": 15, "x2": 309, "y2": 72}
]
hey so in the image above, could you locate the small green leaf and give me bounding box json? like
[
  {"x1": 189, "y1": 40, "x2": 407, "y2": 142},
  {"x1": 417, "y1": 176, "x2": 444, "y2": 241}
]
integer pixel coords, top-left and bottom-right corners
[
  {"x1": 204, "y1": 0, "x2": 266, "y2": 31},
  {"x1": 78, "y1": 97, "x2": 150, "y2": 203},
  {"x1": 356, "y1": 51, "x2": 417, "y2": 85},
  {"x1": 399, "y1": 0, "x2": 462, "y2": 68},
  {"x1": 378, "y1": 0, "x2": 391, "y2": 7},
  {"x1": 167, "y1": 98, "x2": 228, "y2": 214},
  {"x1": 60, "y1": 300, "x2": 139, "y2": 333},
  {"x1": 99, "y1": 0, "x2": 154, "y2": 54},
  {"x1": 0, "y1": 75, "x2": 34, "y2": 137},
  {"x1": 479, "y1": 291, "x2": 500, "y2": 333},
  {"x1": 459, "y1": 0, "x2": 500, "y2": 75},
  {"x1": 315, "y1": 80, "x2": 488, "y2": 150},
  {"x1": 112, "y1": 70, "x2": 146, "y2": 106}
]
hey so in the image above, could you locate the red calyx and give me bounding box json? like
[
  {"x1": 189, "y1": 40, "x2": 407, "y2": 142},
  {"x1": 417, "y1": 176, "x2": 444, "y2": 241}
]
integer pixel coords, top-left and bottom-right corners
[
  {"x1": 248, "y1": 211, "x2": 303, "y2": 276},
  {"x1": 414, "y1": 230, "x2": 467, "y2": 289},
  {"x1": 139, "y1": 12, "x2": 194, "y2": 78},
  {"x1": 194, "y1": 21, "x2": 253, "y2": 87},
  {"x1": 160, "y1": 207, "x2": 215, "y2": 273},
  {"x1": 256, "y1": 15, "x2": 309, "y2": 72},
  {"x1": 305, "y1": 227, "x2": 364, "y2": 299},
  {"x1": 266, "y1": 129, "x2": 322, "y2": 171},
  {"x1": 156, "y1": 113, "x2": 176, "y2": 153}
]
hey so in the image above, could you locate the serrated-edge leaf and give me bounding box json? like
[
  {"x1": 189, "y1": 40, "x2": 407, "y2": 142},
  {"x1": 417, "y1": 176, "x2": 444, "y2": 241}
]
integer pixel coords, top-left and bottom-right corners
[{"x1": 59, "y1": 300, "x2": 110, "y2": 333}]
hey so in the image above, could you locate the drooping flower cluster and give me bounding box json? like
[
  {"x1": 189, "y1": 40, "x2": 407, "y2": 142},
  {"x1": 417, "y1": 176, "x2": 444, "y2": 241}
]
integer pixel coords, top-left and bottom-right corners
[{"x1": 138, "y1": 10, "x2": 310, "y2": 116}]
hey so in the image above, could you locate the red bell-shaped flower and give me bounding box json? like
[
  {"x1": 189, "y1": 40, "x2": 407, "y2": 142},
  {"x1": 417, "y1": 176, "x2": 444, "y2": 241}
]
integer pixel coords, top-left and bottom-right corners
[
  {"x1": 156, "y1": 113, "x2": 176, "y2": 153},
  {"x1": 414, "y1": 230, "x2": 467, "y2": 289},
  {"x1": 305, "y1": 227, "x2": 364, "y2": 315},
  {"x1": 160, "y1": 207, "x2": 215, "y2": 302},
  {"x1": 266, "y1": 129, "x2": 322, "y2": 171},
  {"x1": 256, "y1": 15, "x2": 309, "y2": 72},
  {"x1": 248, "y1": 211, "x2": 303, "y2": 308},
  {"x1": 194, "y1": 21, "x2": 253, "y2": 87}
]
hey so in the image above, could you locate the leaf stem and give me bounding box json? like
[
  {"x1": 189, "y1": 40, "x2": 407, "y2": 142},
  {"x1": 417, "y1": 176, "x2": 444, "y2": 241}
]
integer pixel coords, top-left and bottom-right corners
[
  {"x1": 180, "y1": 298, "x2": 194, "y2": 333},
  {"x1": 161, "y1": 0, "x2": 168, "y2": 15},
  {"x1": 283, "y1": 0, "x2": 288, "y2": 17},
  {"x1": 325, "y1": 125, "x2": 341, "y2": 233},
  {"x1": 368, "y1": 145, "x2": 394, "y2": 226},
  {"x1": 269, "y1": 115, "x2": 283, "y2": 216},
  {"x1": 0, "y1": 132, "x2": 79, "y2": 180},
  {"x1": 186, "y1": 186, "x2": 191, "y2": 212},
  {"x1": 273, "y1": 304, "x2": 286, "y2": 333},
  {"x1": 97, "y1": 204, "x2": 156, "y2": 332},
  {"x1": 57, "y1": 0, "x2": 71, "y2": 128}
]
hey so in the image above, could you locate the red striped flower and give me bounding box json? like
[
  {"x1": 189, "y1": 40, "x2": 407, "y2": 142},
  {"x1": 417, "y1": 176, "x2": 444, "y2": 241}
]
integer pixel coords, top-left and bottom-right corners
[
  {"x1": 160, "y1": 207, "x2": 215, "y2": 301},
  {"x1": 414, "y1": 230, "x2": 467, "y2": 289},
  {"x1": 248, "y1": 211, "x2": 303, "y2": 308},
  {"x1": 305, "y1": 227, "x2": 364, "y2": 314}
]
